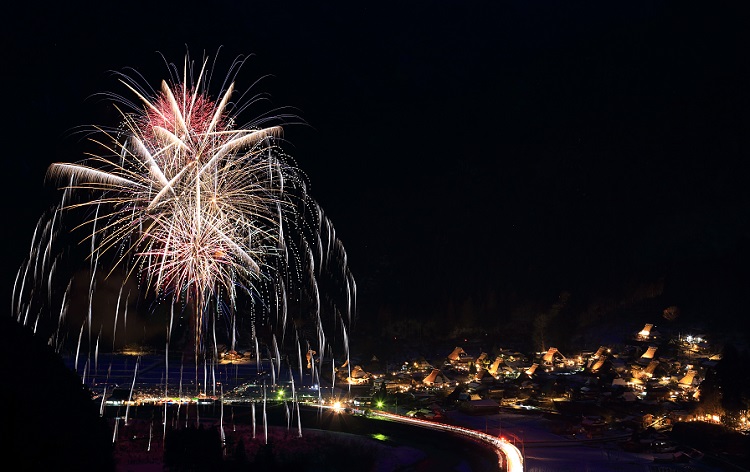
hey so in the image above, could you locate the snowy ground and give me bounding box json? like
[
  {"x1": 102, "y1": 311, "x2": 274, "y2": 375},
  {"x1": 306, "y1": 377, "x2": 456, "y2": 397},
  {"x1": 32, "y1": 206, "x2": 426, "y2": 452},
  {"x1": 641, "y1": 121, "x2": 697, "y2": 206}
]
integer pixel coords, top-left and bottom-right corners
[
  {"x1": 111, "y1": 406, "x2": 731, "y2": 471},
  {"x1": 443, "y1": 409, "x2": 727, "y2": 472},
  {"x1": 113, "y1": 419, "x2": 440, "y2": 472}
]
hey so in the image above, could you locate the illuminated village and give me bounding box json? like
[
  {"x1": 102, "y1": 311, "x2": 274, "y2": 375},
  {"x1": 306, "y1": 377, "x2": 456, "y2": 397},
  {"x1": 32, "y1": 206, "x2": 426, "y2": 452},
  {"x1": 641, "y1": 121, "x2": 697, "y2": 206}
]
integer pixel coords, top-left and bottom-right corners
[
  {"x1": 97, "y1": 313, "x2": 749, "y2": 469},
  {"x1": 333, "y1": 322, "x2": 730, "y2": 426},
  {"x1": 317, "y1": 318, "x2": 749, "y2": 465}
]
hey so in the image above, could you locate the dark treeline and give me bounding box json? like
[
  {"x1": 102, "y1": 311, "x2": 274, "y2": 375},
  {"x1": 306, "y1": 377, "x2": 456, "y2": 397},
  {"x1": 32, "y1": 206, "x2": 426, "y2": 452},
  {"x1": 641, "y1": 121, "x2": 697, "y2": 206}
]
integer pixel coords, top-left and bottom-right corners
[{"x1": 0, "y1": 315, "x2": 115, "y2": 471}]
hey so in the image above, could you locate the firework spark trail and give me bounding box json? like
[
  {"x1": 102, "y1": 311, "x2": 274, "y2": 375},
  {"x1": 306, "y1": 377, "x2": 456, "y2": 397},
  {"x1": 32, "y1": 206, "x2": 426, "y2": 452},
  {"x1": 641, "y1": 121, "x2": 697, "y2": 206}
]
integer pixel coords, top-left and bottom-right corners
[
  {"x1": 341, "y1": 321, "x2": 351, "y2": 382},
  {"x1": 12, "y1": 51, "x2": 355, "y2": 441},
  {"x1": 285, "y1": 401, "x2": 290, "y2": 430},
  {"x1": 75, "y1": 323, "x2": 84, "y2": 371},
  {"x1": 296, "y1": 393, "x2": 302, "y2": 437},
  {"x1": 331, "y1": 355, "x2": 336, "y2": 394},
  {"x1": 296, "y1": 335, "x2": 304, "y2": 388},
  {"x1": 254, "y1": 336, "x2": 260, "y2": 371},
  {"x1": 112, "y1": 286, "x2": 123, "y2": 350},
  {"x1": 112, "y1": 417, "x2": 119, "y2": 443},
  {"x1": 162, "y1": 402, "x2": 168, "y2": 447},
  {"x1": 94, "y1": 327, "x2": 101, "y2": 374},
  {"x1": 251, "y1": 402, "x2": 256, "y2": 439},
  {"x1": 100, "y1": 385, "x2": 107, "y2": 416},
  {"x1": 219, "y1": 384, "x2": 225, "y2": 447},
  {"x1": 124, "y1": 356, "x2": 139, "y2": 426},
  {"x1": 263, "y1": 383, "x2": 268, "y2": 444}
]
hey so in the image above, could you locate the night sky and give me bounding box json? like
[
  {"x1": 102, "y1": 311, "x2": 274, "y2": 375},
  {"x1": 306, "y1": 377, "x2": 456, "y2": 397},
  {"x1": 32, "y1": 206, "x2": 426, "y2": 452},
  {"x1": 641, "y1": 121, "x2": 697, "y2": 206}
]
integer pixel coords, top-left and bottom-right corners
[{"x1": 4, "y1": 1, "x2": 750, "y2": 347}]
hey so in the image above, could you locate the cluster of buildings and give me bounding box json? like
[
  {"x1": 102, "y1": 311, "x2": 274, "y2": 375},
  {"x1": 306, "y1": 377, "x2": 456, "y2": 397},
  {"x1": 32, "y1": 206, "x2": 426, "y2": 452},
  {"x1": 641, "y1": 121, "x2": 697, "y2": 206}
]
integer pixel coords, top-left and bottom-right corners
[
  {"x1": 335, "y1": 321, "x2": 742, "y2": 435},
  {"x1": 94, "y1": 318, "x2": 746, "y2": 442}
]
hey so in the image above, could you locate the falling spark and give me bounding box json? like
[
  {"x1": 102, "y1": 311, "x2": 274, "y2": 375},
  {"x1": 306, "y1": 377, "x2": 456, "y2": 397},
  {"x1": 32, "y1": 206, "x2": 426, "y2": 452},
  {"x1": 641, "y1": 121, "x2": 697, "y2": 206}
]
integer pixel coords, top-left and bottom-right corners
[
  {"x1": 251, "y1": 402, "x2": 256, "y2": 439},
  {"x1": 112, "y1": 417, "x2": 119, "y2": 443},
  {"x1": 12, "y1": 48, "x2": 356, "y2": 441},
  {"x1": 124, "y1": 356, "x2": 139, "y2": 426},
  {"x1": 219, "y1": 385, "x2": 225, "y2": 450},
  {"x1": 99, "y1": 385, "x2": 107, "y2": 416}
]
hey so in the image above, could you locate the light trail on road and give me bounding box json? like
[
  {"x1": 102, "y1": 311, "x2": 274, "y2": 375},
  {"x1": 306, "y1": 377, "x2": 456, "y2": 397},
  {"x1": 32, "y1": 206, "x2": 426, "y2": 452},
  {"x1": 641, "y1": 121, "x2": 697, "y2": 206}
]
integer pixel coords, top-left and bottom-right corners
[
  {"x1": 316, "y1": 404, "x2": 523, "y2": 472},
  {"x1": 372, "y1": 411, "x2": 524, "y2": 472}
]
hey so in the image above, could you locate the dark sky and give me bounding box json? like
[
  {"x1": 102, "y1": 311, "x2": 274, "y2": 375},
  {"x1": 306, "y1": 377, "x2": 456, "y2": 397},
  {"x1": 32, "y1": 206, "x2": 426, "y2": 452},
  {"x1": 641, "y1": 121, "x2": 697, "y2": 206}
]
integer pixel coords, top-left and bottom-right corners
[{"x1": 4, "y1": 1, "x2": 750, "y2": 339}]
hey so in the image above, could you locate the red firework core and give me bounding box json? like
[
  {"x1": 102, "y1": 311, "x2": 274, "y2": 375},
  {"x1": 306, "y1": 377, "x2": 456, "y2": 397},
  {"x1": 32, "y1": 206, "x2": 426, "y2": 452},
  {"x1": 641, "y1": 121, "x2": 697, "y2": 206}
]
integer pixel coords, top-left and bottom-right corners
[{"x1": 143, "y1": 84, "x2": 226, "y2": 138}]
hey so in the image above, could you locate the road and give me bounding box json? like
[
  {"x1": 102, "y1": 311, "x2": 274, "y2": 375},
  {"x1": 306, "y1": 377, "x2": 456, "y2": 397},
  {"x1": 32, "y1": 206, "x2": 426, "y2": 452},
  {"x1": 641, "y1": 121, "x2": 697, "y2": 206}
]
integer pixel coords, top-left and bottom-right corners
[
  {"x1": 374, "y1": 411, "x2": 524, "y2": 472},
  {"x1": 319, "y1": 404, "x2": 524, "y2": 472}
]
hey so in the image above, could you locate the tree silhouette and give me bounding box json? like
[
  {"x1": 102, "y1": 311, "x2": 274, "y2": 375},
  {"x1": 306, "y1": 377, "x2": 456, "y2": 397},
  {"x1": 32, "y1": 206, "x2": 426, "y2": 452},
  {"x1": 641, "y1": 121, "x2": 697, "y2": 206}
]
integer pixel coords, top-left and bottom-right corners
[
  {"x1": 0, "y1": 316, "x2": 115, "y2": 471},
  {"x1": 164, "y1": 424, "x2": 223, "y2": 470}
]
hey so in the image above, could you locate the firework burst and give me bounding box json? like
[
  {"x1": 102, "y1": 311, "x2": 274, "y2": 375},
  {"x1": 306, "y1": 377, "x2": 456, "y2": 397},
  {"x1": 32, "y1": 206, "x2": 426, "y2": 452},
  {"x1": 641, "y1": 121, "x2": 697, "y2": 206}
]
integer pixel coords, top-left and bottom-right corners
[
  {"x1": 13, "y1": 51, "x2": 355, "y2": 394},
  {"x1": 51, "y1": 80, "x2": 282, "y2": 299}
]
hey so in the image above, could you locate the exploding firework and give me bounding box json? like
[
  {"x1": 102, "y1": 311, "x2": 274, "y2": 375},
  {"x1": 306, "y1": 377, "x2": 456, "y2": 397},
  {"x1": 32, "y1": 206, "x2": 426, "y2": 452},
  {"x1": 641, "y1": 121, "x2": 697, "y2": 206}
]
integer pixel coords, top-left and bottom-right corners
[{"x1": 12, "y1": 50, "x2": 355, "y2": 398}]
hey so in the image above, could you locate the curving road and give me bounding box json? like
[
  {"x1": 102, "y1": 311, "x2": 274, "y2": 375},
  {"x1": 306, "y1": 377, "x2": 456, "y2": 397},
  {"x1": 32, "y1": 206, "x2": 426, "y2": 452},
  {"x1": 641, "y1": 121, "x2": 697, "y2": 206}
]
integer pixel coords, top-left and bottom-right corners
[
  {"x1": 320, "y1": 404, "x2": 524, "y2": 472},
  {"x1": 372, "y1": 411, "x2": 524, "y2": 472}
]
